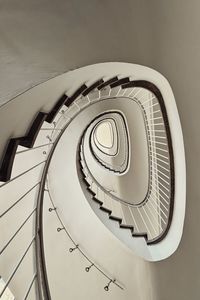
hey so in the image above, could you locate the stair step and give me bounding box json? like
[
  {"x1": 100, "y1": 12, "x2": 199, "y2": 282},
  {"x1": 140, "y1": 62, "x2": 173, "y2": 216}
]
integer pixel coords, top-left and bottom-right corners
[
  {"x1": 99, "y1": 87, "x2": 111, "y2": 99},
  {"x1": 129, "y1": 206, "x2": 149, "y2": 235},
  {"x1": 87, "y1": 187, "x2": 96, "y2": 197},
  {"x1": 120, "y1": 224, "x2": 134, "y2": 231},
  {"x1": 64, "y1": 103, "x2": 80, "y2": 119},
  {"x1": 110, "y1": 77, "x2": 129, "y2": 88},
  {"x1": 65, "y1": 84, "x2": 88, "y2": 107},
  {"x1": 109, "y1": 86, "x2": 121, "y2": 98},
  {"x1": 20, "y1": 112, "x2": 47, "y2": 148},
  {"x1": 98, "y1": 76, "x2": 118, "y2": 90},
  {"x1": 46, "y1": 94, "x2": 68, "y2": 123},
  {"x1": 87, "y1": 90, "x2": 100, "y2": 102},
  {"x1": 102, "y1": 195, "x2": 113, "y2": 211},
  {"x1": 75, "y1": 96, "x2": 89, "y2": 109},
  {"x1": 82, "y1": 79, "x2": 104, "y2": 96},
  {"x1": 110, "y1": 200, "x2": 124, "y2": 220}
]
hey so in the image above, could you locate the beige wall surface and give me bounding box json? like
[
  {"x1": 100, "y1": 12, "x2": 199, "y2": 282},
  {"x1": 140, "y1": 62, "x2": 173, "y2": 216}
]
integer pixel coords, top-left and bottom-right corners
[{"x1": 0, "y1": 1, "x2": 200, "y2": 299}]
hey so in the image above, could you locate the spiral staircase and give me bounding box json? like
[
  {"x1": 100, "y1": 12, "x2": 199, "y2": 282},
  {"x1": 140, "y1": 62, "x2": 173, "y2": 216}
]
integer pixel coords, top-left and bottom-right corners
[{"x1": 0, "y1": 62, "x2": 186, "y2": 300}]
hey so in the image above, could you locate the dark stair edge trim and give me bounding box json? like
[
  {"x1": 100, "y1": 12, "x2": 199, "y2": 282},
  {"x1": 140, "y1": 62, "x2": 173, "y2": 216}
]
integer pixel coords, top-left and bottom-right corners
[
  {"x1": 65, "y1": 84, "x2": 88, "y2": 107},
  {"x1": 20, "y1": 112, "x2": 47, "y2": 147},
  {"x1": 120, "y1": 224, "x2": 134, "y2": 235},
  {"x1": 110, "y1": 77, "x2": 130, "y2": 88},
  {"x1": 99, "y1": 206, "x2": 112, "y2": 214},
  {"x1": 93, "y1": 197, "x2": 103, "y2": 206},
  {"x1": 98, "y1": 76, "x2": 119, "y2": 90},
  {"x1": 120, "y1": 224, "x2": 134, "y2": 230},
  {"x1": 132, "y1": 232, "x2": 148, "y2": 241},
  {"x1": 82, "y1": 176, "x2": 90, "y2": 187},
  {"x1": 0, "y1": 111, "x2": 48, "y2": 182},
  {"x1": 109, "y1": 215, "x2": 122, "y2": 224},
  {"x1": 82, "y1": 79, "x2": 104, "y2": 96},
  {"x1": 46, "y1": 94, "x2": 68, "y2": 123},
  {"x1": 87, "y1": 188, "x2": 96, "y2": 198},
  {"x1": 0, "y1": 138, "x2": 21, "y2": 182}
]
